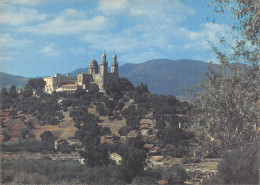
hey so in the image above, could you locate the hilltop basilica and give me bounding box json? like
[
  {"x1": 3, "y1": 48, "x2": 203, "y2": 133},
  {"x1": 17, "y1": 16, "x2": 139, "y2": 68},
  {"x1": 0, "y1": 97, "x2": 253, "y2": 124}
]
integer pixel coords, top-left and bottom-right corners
[{"x1": 44, "y1": 52, "x2": 119, "y2": 94}]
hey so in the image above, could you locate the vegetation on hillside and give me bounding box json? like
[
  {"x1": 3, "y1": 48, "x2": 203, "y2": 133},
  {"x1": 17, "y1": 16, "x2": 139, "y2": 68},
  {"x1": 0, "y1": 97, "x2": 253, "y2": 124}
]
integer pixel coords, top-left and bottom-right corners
[{"x1": 1, "y1": 76, "x2": 192, "y2": 184}]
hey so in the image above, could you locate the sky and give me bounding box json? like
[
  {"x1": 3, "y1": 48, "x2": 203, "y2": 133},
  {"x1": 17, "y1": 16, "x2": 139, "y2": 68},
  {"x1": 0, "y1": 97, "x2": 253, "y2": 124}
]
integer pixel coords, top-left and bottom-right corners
[{"x1": 1, "y1": 0, "x2": 234, "y2": 77}]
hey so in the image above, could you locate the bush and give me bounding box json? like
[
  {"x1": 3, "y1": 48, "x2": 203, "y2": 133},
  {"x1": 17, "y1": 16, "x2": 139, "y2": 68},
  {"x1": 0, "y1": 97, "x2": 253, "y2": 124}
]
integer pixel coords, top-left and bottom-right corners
[
  {"x1": 217, "y1": 146, "x2": 258, "y2": 184},
  {"x1": 118, "y1": 126, "x2": 129, "y2": 136},
  {"x1": 1, "y1": 157, "x2": 85, "y2": 183},
  {"x1": 161, "y1": 165, "x2": 188, "y2": 184},
  {"x1": 203, "y1": 144, "x2": 258, "y2": 184},
  {"x1": 96, "y1": 103, "x2": 106, "y2": 116},
  {"x1": 1, "y1": 139, "x2": 41, "y2": 152},
  {"x1": 166, "y1": 144, "x2": 189, "y2": 158}
]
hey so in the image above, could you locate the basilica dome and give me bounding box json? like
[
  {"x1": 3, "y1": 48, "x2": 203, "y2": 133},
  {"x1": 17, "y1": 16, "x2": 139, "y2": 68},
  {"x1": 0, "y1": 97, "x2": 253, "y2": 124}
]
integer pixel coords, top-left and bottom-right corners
[{"x1": 89, "y1": 59, "x2": 98, "y2": 68}]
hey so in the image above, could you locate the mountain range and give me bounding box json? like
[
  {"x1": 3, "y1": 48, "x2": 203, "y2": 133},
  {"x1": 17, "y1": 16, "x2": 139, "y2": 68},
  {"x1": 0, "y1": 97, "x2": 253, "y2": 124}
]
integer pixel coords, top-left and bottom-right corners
[{"x1": 1, "y1": 59, "x2": 209, "y2": 100}]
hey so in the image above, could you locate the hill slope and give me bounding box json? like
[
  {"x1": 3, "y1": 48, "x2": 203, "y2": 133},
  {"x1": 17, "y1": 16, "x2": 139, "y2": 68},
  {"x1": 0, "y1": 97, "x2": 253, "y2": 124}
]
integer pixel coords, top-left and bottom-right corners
[
  {"x1": 0, "y1": 72, "x2": 29, "y2": 89},
  {"x1": 121, "y1": 59, "x2": 208, "y2": 98}
]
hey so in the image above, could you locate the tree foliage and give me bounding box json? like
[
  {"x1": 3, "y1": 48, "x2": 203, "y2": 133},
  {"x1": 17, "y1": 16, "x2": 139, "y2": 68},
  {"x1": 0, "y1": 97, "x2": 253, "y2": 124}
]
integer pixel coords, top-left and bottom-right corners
[
  {"x1": 8, "y1": 85, "x2": 17, "y2": 99},
  {"x1": 26, "y1": 78, "x2": 46, "y2": 91},
  {"x1": 189, "y1": 0, "x2": 259, "y2": 157},
  {"x1": 40, "y1": 131, "x2": 56, "y2": 151},
  {"x1": 189, "y1": 64, "x2": 258, "y2": 156},
  {"x1": 202, "y1": 143, "x2": 258, "y2": 184}
]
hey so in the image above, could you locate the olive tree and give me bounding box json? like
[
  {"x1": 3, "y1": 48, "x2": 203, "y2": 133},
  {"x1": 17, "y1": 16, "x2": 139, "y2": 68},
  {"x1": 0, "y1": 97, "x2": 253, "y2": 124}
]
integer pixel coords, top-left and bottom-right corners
[{"x1": 189, "y1": 0, "x2": 259, "y2": 157}]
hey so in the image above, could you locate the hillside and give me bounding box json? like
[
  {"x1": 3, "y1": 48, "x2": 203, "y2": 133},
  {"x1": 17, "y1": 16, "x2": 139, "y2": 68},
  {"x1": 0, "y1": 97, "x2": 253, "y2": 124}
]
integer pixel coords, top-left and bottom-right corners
[
  {"x1": 121, "y1": 59, "x2": 208, "y2": 98},
  {"x1": 0, "y1": 72, "x2": 29, "y2": 90}
]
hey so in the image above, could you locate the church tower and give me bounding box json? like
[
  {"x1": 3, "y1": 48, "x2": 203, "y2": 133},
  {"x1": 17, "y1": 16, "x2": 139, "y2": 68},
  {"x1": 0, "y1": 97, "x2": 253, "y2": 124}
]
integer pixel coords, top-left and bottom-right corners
[
  {"x1": 100, "y1": 51, "x2": 108, "y2": 76},
  {"x1": 111, "y1": 52, "x2": 118, "y2": 76},
  {"x1": 100, "y1": 51, "x2": 108, "y2": 91}
]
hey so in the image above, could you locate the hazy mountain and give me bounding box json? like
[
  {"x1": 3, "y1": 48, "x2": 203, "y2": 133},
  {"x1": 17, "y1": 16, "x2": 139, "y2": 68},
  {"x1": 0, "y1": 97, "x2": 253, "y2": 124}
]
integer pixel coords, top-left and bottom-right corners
[
  {"x1": 120, "y1": 59, "x2": 208, "y2": 99},
  {"x1": 0, "y1": 72, "x2": 29, "y2": 90},
  {"x1": 1, "y1": 59, "x2": 209, "y2": 99}
]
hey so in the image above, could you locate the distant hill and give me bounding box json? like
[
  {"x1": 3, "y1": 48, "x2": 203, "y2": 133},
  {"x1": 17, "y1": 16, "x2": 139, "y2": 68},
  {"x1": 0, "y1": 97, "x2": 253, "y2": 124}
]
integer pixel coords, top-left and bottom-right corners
[
  {"x1": 0, "y1": 72, "x2": 29, "y2": 90},
  {"x1": 1, "y1": 59, "x2": 210, "y2": 100},
  {"x1": 119, "y1": 59, "x2": 208, "y2": 100}
]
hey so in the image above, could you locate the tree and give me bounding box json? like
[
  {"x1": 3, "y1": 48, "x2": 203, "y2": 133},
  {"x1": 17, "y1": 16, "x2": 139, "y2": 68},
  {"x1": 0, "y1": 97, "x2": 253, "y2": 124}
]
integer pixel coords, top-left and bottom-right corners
[
  {"x1": 188, "y1": 0, "x2": 259, "y2": 157},
  {"x1": 2, "y1": 130, "x2": 11, "y2": 142},
  {"x1": 1, "y1": 88, "x2": 8, "y2": 96},
  {"x1": 8, "y1": 85, "x2": 17, "y2": 99},
  {"x1": 135, "y1": 82, "x2": 149, "y2": 94},
  {"x1": 161, "y1": 165, "x2": 188, "y2": 184},
  {"x1": 118, "y1": 77, "x2": 135, "y2": 91},
  {"x1": 88, "y1": 83, "x2": 99, "y2": 95},
  {"x1": 118, "y1": 126, "x2": 129, "y2": 136},
  {"x1": 23, "y1": 88, "x2": 33, "y2": 98},
  {"x1": 21, "y1": 129, "x2": 30, "y2": 139},
  {"x1": 217, "y1": 145, "x2": 258, "y2": 184},
  {"x1": 155, "y1": 118, "x2": 166, "y2": 129},
  {"x1": 121, "y1": 146, "x2": 146, "y2": 182},
  {"x1": 157, "y1": 126, "x2": 186, "y2": 146},
  {"x1": 126, "y1": 112, "x2": 141, "y2": 130},
  {"x1": 112, "y1": 134, "x2": 120, "y2": 143},
  {"x1": 0, "y1": 88, "x2": 13, "y2": 110},
  {"x1": 74, "y1": 112, "x2": 111, "y2": 167},
  {"x1": 26, "y1": 78, "x2": 46, "y2": 91},
  {"x1": 202, "y1": 144, "x2": 258, "y2": 185},
  {"x1": 40, "y1": 131, "x2": 56, "y2": 151},
  {"x1": 96, "y1": 103, "x2": 106, "y2": 116},
  {"x1": 116, "y1": 102, "x2": 124, "y2": 112},
  {"x1": 210, "y1": 0, "x2": 259, "y2": 65},
  {"x1": 208, "y1": 0, "x2": 259, "y2": 66},
  {"x1": 101, "y1": 127, "x2": 111, "y2": 136}
]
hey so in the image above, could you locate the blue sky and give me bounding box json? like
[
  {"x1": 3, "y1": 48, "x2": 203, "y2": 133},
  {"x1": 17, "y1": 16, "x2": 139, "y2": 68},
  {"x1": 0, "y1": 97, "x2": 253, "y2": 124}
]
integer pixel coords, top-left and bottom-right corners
[{"x1": 1, "y1": 0, "x2": 233, "y2": 77}]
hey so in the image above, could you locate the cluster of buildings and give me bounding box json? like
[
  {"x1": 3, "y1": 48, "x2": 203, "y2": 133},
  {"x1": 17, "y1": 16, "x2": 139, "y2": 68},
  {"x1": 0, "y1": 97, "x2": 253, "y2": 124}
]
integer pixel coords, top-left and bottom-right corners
[{"x1": 44, "y1": 52, "x2": 119, "y2": 94}]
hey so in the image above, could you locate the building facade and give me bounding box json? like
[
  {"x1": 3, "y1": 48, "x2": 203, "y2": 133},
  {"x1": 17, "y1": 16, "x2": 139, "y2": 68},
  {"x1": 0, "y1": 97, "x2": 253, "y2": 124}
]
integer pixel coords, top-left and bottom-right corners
[{"x1": 44, "y1": 52, "x2": 119, "y2": 93}]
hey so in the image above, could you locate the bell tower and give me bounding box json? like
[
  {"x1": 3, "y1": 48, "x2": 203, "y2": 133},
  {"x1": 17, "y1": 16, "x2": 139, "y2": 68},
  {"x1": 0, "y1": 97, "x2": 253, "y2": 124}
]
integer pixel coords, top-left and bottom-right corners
[
  {"x1": 100, "y1": 51, "x2": 108, "y2": 92},
  {"x1": 111, "y1": 52, "x2": 118, "y2": 76}
]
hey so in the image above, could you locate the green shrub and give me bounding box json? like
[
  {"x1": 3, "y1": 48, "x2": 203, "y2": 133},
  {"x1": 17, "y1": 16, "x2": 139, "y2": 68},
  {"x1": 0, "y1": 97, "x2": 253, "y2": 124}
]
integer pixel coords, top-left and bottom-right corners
[
  {"x1": 1, "y1": 139, "x2": 41, "y2": 152},
  {"x1": 2, "y1": 157, "x2": 86, "y2": 183},
  {"x1": 161, "y1": 165, "x2": 188, "y2": 184},
  {"x1": 118, "y1": 126, "x2": 130, "y2": 136},
  {"x1": 217, "y1": 146, "x2": 258, "y2": 184},
  {"x1": 203, "y1": 144, "x2": 258, "y2": 184}
]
